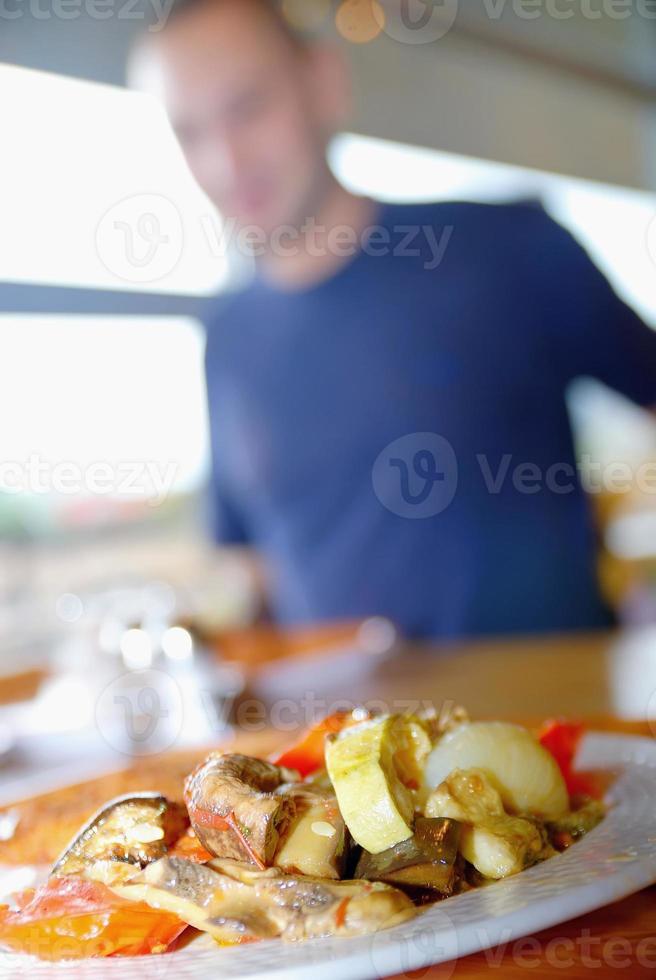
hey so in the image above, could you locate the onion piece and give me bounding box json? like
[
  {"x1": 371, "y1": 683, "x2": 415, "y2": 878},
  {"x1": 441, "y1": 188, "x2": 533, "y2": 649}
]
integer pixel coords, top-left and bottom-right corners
[{"x1": 424, "y1": 722, "x2": 569, "y2": 820}]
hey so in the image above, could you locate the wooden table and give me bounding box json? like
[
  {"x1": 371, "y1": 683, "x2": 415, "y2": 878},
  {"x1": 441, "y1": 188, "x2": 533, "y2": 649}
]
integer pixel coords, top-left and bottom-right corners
[
  {"x1": 2, "y1": 628, "x2": 656, "y2": 977},
  {"x1": 319, "y1": 627, "x2": 656, "y2": 722}
]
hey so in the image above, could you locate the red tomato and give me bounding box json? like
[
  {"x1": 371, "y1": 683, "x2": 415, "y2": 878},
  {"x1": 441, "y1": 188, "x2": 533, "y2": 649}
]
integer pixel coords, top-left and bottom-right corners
[
  {"x1": 273, "y1": 711, "x2": 352, "y2": 777},
  {"x1": 0, "y1": 875, "x2": 186, "y2": 961},
  {"x1": 169, "y1": 827, "x2": 214, "y2": 864},
  {"x1": 538, "y1": 720, "x2": 600, "y2": 798}
]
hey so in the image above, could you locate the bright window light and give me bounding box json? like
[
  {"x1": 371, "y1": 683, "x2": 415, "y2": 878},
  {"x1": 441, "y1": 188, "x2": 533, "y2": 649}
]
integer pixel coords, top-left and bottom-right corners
[
  {"x1": 0, "y1": 316, "x2": 209, "y2": 513},
  {"x1": 2, "y1": 67, "x2": 654, "y2": 526},
  {"x1": 0, "y1": 62, "x2": 226, "y2": 295},
  {"x1": 330, "y1": 133, "x2": 656, "y2": 326}
]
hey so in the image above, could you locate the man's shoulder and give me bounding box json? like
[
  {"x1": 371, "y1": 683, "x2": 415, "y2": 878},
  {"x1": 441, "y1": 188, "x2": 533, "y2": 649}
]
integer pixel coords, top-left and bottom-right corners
[
  {"x1": 381, "y1": 197, "x2": 556, "y2": 235},
  {"x1": 202, "y1": 280, "x2": 261, "y2": 345},
  {"x1": 203, "y1": 285, "x2": 249, "y2": 325},
  {"x1": 202, "y1": 285, "x2": 257, "y2": 378}
]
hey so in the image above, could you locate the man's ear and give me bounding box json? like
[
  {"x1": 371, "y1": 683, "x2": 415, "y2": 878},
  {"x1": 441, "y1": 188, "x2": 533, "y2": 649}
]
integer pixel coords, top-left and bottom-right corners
[{"x1": 304, "y1": 42, "x2": 352, "y2": 131}]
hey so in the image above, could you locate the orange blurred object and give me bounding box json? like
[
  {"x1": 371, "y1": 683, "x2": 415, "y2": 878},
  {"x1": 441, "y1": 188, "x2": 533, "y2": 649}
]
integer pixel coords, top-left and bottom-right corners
[
  {"x1": 204, "y1": 621, "x2": 370, "y2": 675},
  {"x1": 273, "y1": 711, "x2": 353, "y2": 776},
  {"x1": 0, "y1": 876, "x2": 186, "y2": 960},
  {"x1": 538, "y1": 720, "x2": 604, "y2": 799},
  {"x1": 168, "y1": 827, "x2": 213, "y2": 864}
]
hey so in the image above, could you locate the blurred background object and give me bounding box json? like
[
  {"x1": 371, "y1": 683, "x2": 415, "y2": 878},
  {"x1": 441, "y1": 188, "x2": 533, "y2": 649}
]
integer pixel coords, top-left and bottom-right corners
[{"x1": 0, "y1": 1, "x2": 655, "y2": 771}]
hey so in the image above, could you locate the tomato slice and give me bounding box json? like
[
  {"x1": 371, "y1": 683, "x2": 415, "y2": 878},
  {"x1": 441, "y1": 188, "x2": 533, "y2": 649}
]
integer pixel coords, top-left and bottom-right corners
[
  {"x1": 169, "y1": 827, "x2": 213, "y2": 864},
  {"x1": 538, "y1": 720, "x2": 600, "y2": 798},
  {"x1": 273, "y1": 711, "x2": 352, "y2": 777},
  {"x1": 0, "y1": 875, "x2": 186, "y2": 960}
]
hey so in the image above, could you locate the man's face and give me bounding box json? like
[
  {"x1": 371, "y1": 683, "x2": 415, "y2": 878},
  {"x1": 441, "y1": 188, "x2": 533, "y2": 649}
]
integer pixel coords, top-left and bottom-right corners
[{"x1": 148, "y1": 1, "x2": 343, "y2": 236}]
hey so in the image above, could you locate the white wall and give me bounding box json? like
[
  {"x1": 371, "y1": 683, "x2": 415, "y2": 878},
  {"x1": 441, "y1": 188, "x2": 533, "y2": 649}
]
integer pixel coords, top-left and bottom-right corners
[{"x1": 346, "y1": 31, "x2": 656, "y2": 191}]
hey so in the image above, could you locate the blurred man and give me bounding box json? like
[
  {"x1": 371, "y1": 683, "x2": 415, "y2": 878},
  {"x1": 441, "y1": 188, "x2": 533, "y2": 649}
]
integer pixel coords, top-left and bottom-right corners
[{"x1": 140, "y1": 0, "x2": 656, "y2": 638}]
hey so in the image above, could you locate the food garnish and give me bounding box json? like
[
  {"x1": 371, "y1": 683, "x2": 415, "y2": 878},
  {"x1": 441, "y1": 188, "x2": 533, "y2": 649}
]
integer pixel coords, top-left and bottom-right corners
[
  {"x1": 273, "y1": 711, "x2": 353, "y2": 776},
  {"x1": 0, "y1": 875, "x2": 186, "y2": 960},
  {"x1": 0, "y1": 709, "x2": 607, "y2": 961}
]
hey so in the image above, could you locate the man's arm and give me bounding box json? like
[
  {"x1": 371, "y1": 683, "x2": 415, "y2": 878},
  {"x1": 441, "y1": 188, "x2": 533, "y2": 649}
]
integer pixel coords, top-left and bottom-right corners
[{"x1": 530, "y1": 207, "x2": 656, "y2": 409}]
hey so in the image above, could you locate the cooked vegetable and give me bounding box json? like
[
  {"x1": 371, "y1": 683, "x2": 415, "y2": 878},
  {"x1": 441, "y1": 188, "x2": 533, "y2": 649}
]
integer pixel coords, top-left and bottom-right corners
[
  {"x1": 354, "y1": 817, "x2": 461, "y2": 895},
  {"x1": 460, "y1": 816, "x2": 548, "y2": 880},
  {"x1": 273, "y1": 786, "x2": 349, "y2": 879},
  {"x1": 168, "y1": 827, "x2": 214, "y2": 864},
  {"x1": 51, "y1": 794, "x2": 188, "y2": 885},
  {"x1": 0, "y1": 875, "x2": 186, "y2": 960},
  {"x1": 273, "y1": 712, "x2": 353, "y2": 777},
  {"x1": 1, "y1": 707, "x2": 607, "y2": 964},
  {"x1": 425, "y1": 769, "x2": 550, "y2": 879},
  {"x1": 325, "y1": 714, "x2": 431, "y2": 854},
  {"x1": 546, "y1": 797, "x2": 606, "y2": 850},
  {"x1": 538, "y1": 720, "x2": 601, "y2": 798},
  {"x1": 418, "y1": 704, "x2": 470, "y2": 741},
  {"x1": 424, "y1": 722, "x2": 569, "y2": 819},
  {"x1": 426, "y1": 767, "x2": 506, "y2": 821},
  {"x1": 114, "y1": 855, "x2": 415, "y2": 943},
  {"x1": 184, "y1": 754, "x2": 299, "y2": 869}
]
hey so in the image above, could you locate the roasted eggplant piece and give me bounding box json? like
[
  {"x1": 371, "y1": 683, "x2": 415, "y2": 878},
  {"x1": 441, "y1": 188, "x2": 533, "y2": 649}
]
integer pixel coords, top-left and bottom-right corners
[
  {"x1": 113, "y1": 855, "x2": 415, "y2": 943},
  {"x1": 273, "y1": 786, "x2": 349, "y2": 880},
  {"x1": 51, "y1": 794, "x2": 188, "y2": 884},
  {"x1": 354, "y1": 817, "x2": 461, "y2": 896},
  {"x1": 184, "y1": 753, "x2": 299, "y2": 868}
]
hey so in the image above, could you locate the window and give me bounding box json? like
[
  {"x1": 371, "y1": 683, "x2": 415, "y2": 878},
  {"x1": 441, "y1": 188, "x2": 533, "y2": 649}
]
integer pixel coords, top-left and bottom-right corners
[{"x1": 2, "y1": 64, "x2": 654, "y2": 538}]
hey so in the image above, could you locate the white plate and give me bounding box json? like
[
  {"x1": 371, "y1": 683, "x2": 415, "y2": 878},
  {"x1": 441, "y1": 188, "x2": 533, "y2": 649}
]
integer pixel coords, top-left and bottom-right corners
[{"x1": 1, "y1": 731, "x2": 656, "y2": 980}]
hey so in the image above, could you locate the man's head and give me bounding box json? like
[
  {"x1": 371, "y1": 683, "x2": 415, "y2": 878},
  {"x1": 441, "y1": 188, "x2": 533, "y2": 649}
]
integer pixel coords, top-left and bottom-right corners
[{"x1": 135, "y1": 0, "x2": 349, "y2": 235}]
